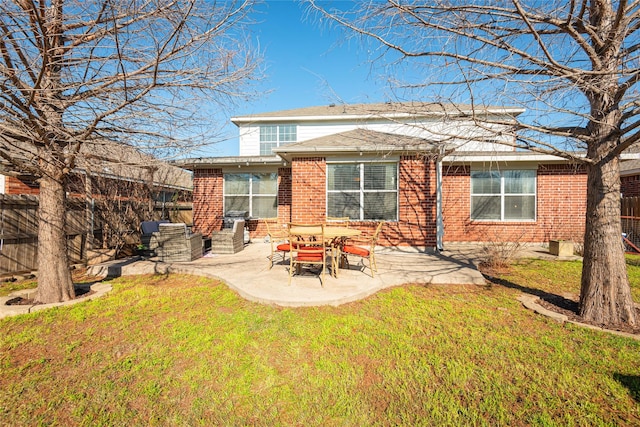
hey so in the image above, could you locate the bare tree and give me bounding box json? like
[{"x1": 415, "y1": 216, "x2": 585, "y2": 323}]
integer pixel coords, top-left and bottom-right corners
[
  {"x1": 308, "y1": 0, "x2": 640, "y2": 327},
  {"x1": 0, "y1": 0, "x2": 260, "y2": 303}
]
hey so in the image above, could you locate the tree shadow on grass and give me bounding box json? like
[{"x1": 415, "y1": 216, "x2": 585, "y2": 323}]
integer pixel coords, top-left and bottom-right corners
[
  {"x1": 613, "y1": 373, "x2": 640, "y2": 403},
  {"x1": 482, "y1": 271, "x2": 574, "y2": 307},
  {"x1": 483, "y1": 270, "x2": 640, "y2": 336}
]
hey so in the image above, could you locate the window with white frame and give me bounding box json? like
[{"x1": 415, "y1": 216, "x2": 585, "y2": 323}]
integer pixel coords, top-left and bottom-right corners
[
  {"x1": 470, "y1": 169, "x2": 536, "y2": 221},
  {"x1": 224, "y1": 172, "x2": 277, "y2": 218},
  {"x1": 327, "y1": 162, "x2": 398, "y2": 221},
  {"x1": 259, "y1": 124, "x2": 297, "y2": 155}
]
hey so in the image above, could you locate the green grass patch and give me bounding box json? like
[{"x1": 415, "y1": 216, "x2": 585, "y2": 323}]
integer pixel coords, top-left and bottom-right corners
[
  {"x1": 498, "y1": 255, "x2": 640, "y2": 301},
  {"x1": 1, "y1": 270, "x2": 639, "y2": 426},
  {"x1": 0, "y1": 279, "x2": 37, "y2": 297}
]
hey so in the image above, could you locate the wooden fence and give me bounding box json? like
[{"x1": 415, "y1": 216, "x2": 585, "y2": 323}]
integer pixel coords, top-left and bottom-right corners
[
  {"x1": 0, "y1": 195, "x2": 87, "y2": 275},
  {"x1": 0, "y1": 194, "x2": 192, "y2": 276}
]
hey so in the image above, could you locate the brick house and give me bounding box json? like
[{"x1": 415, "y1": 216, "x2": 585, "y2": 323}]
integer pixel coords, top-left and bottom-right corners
[
  {"x1": 621, "y1": 159, "x2": 640, "y2": 198},
  {"x1": 181, "y1": 102, "x2": 588, "y2": 249},
  {"x1": 0, "y1": 141, "x2": 192, "y2": 202}
]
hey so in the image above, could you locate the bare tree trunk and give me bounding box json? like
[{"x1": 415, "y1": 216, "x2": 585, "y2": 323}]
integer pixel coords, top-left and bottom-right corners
[
  {"x1": 34, "y1": 174, "x2": 75, "y2": 303},
  {"x1": 580, "y1": 158, "x2": 636, "y2": 325}
]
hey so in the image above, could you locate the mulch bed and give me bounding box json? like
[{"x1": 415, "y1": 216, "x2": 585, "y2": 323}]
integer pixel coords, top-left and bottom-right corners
[{"x1": 537, "y1": 294, "x2": 640, "y2": 335}]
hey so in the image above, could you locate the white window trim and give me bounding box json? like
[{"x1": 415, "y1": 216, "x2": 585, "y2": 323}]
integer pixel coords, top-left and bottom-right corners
[
  {"x1": 470, "y1": 169, "x2": 537, "y2": 222},
  {"x1": 326, "y1": 161, "x2": 399, "y2": 221},
  {"x1": 259, "y1": 124, "x2": 297, "y2": 155},
  {"x1": 223, "y1": 173, "x2": 278, "y2": 218}
]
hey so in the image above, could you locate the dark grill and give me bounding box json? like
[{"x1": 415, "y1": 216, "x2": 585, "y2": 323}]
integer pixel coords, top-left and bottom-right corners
[{"x1": 223, "y1": 210, "x2": 249, "y2": 228}]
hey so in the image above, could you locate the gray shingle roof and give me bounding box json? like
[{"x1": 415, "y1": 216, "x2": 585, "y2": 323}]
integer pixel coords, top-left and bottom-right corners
[
  {"x1": 232, "y1": 102, "x2": 524, "y2": 123},
  {"x1": 273, "y1": 129, "x2": 447, "y2": 160},
  {"x1": 0, "y1": 139, "x2": 192, "y2": 190}
]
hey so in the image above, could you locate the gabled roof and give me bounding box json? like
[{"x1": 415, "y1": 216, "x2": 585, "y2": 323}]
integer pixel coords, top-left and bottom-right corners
[
  {"x1": 273, "y1": 129, "x2": 448, "y2": 161},
  {"x1": 621, "y1": 159, "x2": 640, "y2": 176},
  {"x1": 76, "y1": 142, "x2": 193, "y2": 190},
  {"x1": 231, "y1": 102, "x2": 525, "y2": 125},
  {"x1": 0, "y1": 139, "x2": 192, "y2": 190},
  {"x1": 620, "y1": 144, "x2": 640, "y2": 176}
]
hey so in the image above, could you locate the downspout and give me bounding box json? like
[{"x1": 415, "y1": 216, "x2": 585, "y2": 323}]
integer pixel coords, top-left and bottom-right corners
[{"x1": 436, "y1": 148, "x2": 444, "y2": 251}]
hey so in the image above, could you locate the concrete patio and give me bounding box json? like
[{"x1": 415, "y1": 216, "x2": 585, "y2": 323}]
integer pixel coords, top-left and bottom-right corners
[{"x1": 89, "y1": 241, "x2": 488, "y2": 307}]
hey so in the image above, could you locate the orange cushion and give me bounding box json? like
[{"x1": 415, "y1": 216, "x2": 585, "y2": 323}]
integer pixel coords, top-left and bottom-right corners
[
  {"x1": 276, "y1": 243, "x2": 290, "y2": 251},
  {"x1": 343, "y1": 245, "x2": 369, "y2": 257},
  {"x1": 296, "y1": 253, "x2": 324, "y2": 261},
  {"x1": 280, "y1": 243, "x2": 308, "y2": 251}
]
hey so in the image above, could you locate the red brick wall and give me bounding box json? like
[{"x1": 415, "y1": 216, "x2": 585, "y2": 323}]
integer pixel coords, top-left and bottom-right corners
[
  {"x1": 192, "y1": 168, "x2": 223, "y2": 236},
  {"x1": 277, "y1": 167, "x2": 292, "y2": 224},
  {"x1": 621, "y1": 174, "x2": 640, "y2": 197},
  {"x1": 382, "y1": 156, "x2": 437, "y2": 247},
  {"x1": 287, "y1": 155, "x2": 437, "y2": 247},
  {"x1": 442, "y1": 163, "x2": 587, "y2": 243},
  {"x1": 193, "y1": 167, "x2": 294, "y2": 239},
  {"x1": 5, "y1": 176, "x2": 40, "y2": 195},
  {"x1": 191, "y1": 157, "x2": 438, "y2": 246},
  {"x1": 192, "y1": 159, "x2": 586, "y2": 246},
  {"x1": 291, "y1": 157, "x2": 326, "y2": 224}
]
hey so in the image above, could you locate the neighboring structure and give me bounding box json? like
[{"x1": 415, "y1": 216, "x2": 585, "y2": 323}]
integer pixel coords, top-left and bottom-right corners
[
  {"x1": 621, "y1": 158, "x2": 640, "y2": 198},
  {"x1": 180, "y1": 102, "x2": 588, "y2": 250},
  {"x1": 0, "y1": 141, "x2": 192, "y2": 202},
  {"x1": 0, "y1": 141, "x2": 194, "y2": 273}
]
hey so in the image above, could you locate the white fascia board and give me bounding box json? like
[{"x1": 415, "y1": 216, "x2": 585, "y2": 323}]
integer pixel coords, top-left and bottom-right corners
[
  {"x1": 175, "y1": 156, "x2": 286, "y2": 169},
  {"x1": 273, "y1": 145, "x2": 434, "y2": 162}
]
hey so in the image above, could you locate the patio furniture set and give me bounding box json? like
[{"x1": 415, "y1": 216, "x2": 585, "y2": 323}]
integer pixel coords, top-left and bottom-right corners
[
  {"x1": 139, "y1": 218, "x2": 383, "y2": 286},
  {"x1": 264, "y1": 218, "x2": 384, "y2": 285}
]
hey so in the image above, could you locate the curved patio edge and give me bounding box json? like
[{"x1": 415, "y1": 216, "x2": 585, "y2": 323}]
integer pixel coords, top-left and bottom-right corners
[{"x1": 91, "y1": 242, "x2": 487, "y2": 308}]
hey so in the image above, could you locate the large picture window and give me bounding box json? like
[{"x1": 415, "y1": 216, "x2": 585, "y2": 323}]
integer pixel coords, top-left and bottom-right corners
[
  {"x1": 327, "y1": 162, "x2": 398, "y2": 221},
  {"x1": 260, "y1": 125, "x2": 297, "y2": 155},
  {"x1": 471, "y1": 170, "x2": 536, "y2": 221},
  {"x1": 224, "y1": 172, "x2": 277, "y2": 218}
]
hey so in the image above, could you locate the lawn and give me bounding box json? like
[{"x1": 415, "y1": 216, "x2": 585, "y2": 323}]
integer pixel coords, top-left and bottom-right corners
[{"x1": 1, "y1": 259, "x2": 639, "y2": 426}]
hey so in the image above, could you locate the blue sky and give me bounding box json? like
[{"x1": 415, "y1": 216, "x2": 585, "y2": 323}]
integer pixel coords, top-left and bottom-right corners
[{"x1": 207, "y1": 0, "x2": 391, "y2": 157}]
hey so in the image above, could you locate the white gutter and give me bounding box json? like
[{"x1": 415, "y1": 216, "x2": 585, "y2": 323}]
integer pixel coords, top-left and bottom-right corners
[
  {"x1": 443, "y1": 153, "x2": 578, "y2": 163},
  {"x1": 444, "y1": 151, "x2": 638, "y2": 164},
  {"x1": 436, "y1": 156, "x2": 444, "y2": 251}
]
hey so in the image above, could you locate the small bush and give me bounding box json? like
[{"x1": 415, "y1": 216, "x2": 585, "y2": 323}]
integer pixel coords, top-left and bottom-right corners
[{"x1": 480, "y1": 240, "x2": 522, "y2": 269}]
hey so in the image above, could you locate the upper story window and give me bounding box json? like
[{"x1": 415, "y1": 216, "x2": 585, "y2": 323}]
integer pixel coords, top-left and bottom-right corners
[
  {"x1": 260, "y1": 124, "x2": 297, "y2": 155},
  {"x1": 471, "y1": 169, "x2": 536, "y2": 221},
  {"x1": 327, "y1": 162, "x2": 398, "y2": 221}
]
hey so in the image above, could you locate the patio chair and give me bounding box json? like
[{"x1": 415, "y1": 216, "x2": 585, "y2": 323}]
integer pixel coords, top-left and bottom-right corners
[
  {"x1": 264, "y1": 218, "x2": 290, "y2": 268},
  {"x1": 326, "y1": 216, "x2": 350, "y2": 227},
  {"x1": 151, "y1": 222, "x2": 203, "y2": 262},
  {"x1": 211, "y1": 220, "x2": 245, "y2": 254},
  {"x1": 342, "y1": 221, "x2": 384, "y2": 277},
  {"x1": 288, "y1": 223, "x2": 327, "y2": 286},
  {"x1": 140, "y1": 220, "x2": 170, "y2": 251}
]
